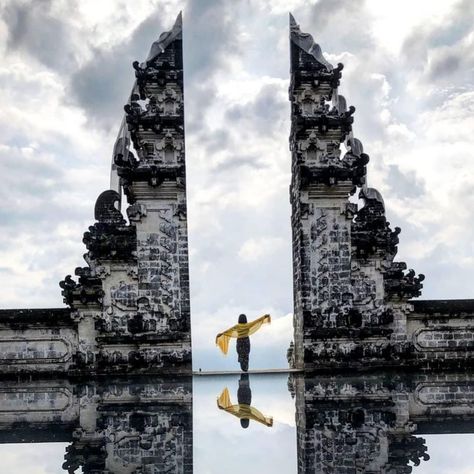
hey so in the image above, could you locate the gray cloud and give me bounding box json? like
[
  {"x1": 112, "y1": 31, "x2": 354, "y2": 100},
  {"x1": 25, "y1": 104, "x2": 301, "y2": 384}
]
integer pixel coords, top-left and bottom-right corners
[
  {"x1": 427, "y1": 51, "x2": 462, "y2": 80},
  {"x1": 225, "y1": 83, "x2": 288, "y2": 136},
  {"x1": 386, "y1": 165, "x2": 425, "y2": 200},
  {"x1": 183, "y1": 0, "x2": 244, "y2": 133},
  {"x1": 252, "y1": 83, "x2": 288, "y2": 120},
  {"x1": 415, "y1": 244, "x2": 474, "y2": 299},
  {"x1": 69, "y1": 11, "x2": 166, "y2": 131},
  {"x1": 69, "y1": 0, "x2": 245, "y2": 132},
  {"x1": 202, "y1": 128, "x2": 231, "y2": 155},
  {"x1": 307, "y1": 0, "x2": 373, "y2": 53},
  {"x1": 0, "y1": 267, "x2": 15, "y2": 274},
  {"x1": 2, "y1": 0, "x2": 81, "y2": 72},
  {"x1": 183, "y1": 0, "x2": 242, "y2": 80},
  {"x1": 401, "y1": 0, "x2": 474, "y2": 87},
  {"x1": 212, "y1": 154, "x2": 265, "y2": 173},
  {"x1": 189, "y1": 194, "x2": 293, "y2": 318},
  {"x1": 0, "y1": 145, "x2": 90, "y2": 237},
  {"x1": 402, "y1": 0, "x2": 474, "y2": 63}
]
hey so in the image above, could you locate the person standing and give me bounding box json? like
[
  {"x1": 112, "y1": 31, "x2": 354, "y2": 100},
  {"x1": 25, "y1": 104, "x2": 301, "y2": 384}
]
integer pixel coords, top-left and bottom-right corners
[{"x1": 216, "y1": 313, "x2": 271, "y2": 372}]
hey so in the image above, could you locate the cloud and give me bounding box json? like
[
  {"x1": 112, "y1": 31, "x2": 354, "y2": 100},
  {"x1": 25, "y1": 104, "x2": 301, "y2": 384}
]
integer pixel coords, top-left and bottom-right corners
[
  {"x1": 400, "y1": 0, "x2": 474, "y2": 93},
  {"x1": 307, "y1": 0, "x2": 374, "y2": 53},
  {"x1": 194, "y1": 375, "x2": 297, "y2": 472},
  {"x1": 417, "y1": 434, "x2": 474, "y2": 474},
  {"x1": 68, "y1": 0, "x2": 246, "y2": 132},
  {"x1": 212, "y1": 153, "x2": 265, "y2": 173},
  {"x1": 68, "y1": 10, "x2": 167, "y2": 130},
  {"x1": 1, "y1": 0, "x2": 82, "y2": 72},
  {"x1": 238, "y1": 237, "x2": 286, "y2": 262},
  {"x1": 184, "y1": 0, "x2": 243, "y2": 80},
  {"x1": 386, "y1": 165, "x2": 426, "y2": 200},
  {"x1": 0, "y1": 443, "x2": 70, "y2": 474},
  {"x1": 224, "y1": 82, "x2": 288, "y2": 136}
]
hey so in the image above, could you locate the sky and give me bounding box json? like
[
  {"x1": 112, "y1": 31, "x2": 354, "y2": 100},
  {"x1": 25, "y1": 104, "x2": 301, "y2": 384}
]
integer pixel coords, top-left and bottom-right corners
[{"x1": 0, "y1": 0, "x2": 474, "y2": 371}]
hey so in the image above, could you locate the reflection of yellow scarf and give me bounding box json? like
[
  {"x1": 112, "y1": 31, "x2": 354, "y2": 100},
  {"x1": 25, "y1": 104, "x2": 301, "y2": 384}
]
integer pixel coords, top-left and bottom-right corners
[
  {"x1": 217, "y1": 388, "x2": 273, "y2": 427},
  {"x1": 215, "y1": 314, "x2": 271, "y2": 355}
]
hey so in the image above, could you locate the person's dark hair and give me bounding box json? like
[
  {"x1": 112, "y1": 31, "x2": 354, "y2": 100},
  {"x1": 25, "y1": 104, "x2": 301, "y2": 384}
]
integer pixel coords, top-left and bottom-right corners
[
  {"x1": 238, "y1": 314, "x2": 247, "y2": 324},
  {"x1": 240, "y1": 418, "x2": 249, "y2": 429}
]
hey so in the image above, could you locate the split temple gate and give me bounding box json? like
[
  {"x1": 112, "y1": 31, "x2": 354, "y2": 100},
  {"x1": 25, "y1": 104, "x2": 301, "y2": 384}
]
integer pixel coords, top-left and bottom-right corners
[
  {"x1": 286, "y1": 14, "x2": 474, "y2": 372},
  {"x1": 286, "y1": 15, "x2": 474, "y2": 474},
  {"x1": 0, "y1": 11, "x2": 473, "y2": 474},
  {"x1": 0, "y1": 14, "x2": 191, "y2": 376}
]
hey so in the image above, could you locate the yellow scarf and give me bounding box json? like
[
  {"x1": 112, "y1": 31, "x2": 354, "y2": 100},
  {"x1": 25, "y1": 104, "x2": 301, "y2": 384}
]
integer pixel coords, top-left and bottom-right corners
[
  {"x1": 215, "y1": 314, "x2": 271, "y2": 355},
  {"x1": 217, "y1": 387, "x2": 273, "y2": 427}
]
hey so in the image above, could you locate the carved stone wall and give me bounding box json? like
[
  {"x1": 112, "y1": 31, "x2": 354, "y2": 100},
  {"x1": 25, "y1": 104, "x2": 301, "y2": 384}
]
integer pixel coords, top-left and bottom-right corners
[
  {"x1": 59, "y1": 14, "x2": 191, "y2": 374},
  {"x1": 0, "y1": 14, "x2": 191, "y2": 376},
  {"x1": 291, "y1": 371, "x2": 474, "y2": 474},
  {"x1": 0, "y1": 309, "x2": 78, "y2": 374},
  {"x1": 288, "y1": 14, "x2": 474, "y2": 371},
  {"x1": 0, "y1": 377, "x2": 193, "y2": 473}
]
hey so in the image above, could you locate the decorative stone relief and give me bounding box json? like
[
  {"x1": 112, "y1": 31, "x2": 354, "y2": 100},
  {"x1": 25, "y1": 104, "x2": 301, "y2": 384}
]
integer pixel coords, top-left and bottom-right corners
[{"x1": 289, "y1": 15, "x2": 431, "y2": 370}]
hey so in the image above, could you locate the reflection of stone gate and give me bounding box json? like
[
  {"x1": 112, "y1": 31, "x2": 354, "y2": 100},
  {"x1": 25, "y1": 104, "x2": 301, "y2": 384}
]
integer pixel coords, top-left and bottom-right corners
[
  {"x1": 287, "y1": 14, "x2": 474, "y2": 371},
  {"x1": 290, "y1": 371, "x2": 474, "y2": 473},
  {"x1": 0, "y1": 377, "x2": 192, "y2": 473},
  {"x1": 0, "y1": 14, "x2": 191, "y2": 375}
]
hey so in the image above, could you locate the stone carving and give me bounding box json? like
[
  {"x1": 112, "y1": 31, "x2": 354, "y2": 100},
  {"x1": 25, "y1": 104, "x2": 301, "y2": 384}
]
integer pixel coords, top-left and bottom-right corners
[
  {"x1": 48, "y1": 13, "x2": 191, "y2": 374},
  {"x1": 292, "y1": 371, "x2": 474, "y2": 473},
  {"x1": 414, "y1": 328, "x2": 474, "y2": 351},
  {"x1": 288, "y1": 14, "x2": 474, "y2": 371},
  {"x1": 110, "y1": 282, "x2": 138, "y2": 311},
  {"x1": 155, "y1": 129, "x2": 184, "y2": 163},
  {"x1": 0, "y1": 338, "x2": 72, "y2": 363},
  {"x1": 59, "y1": 275, "x2": 79, "y2": 306},
  {"x1": 82, "y1": 194, "x2": 137, "y2": 263},
  {"x1": 384, "y1": 263, "x2": 425, "y2": 300},
  {"x1": 94, "y1": 190, "x2": 125, "y2": 224},
  {"x1": 352, "y1": 186, "x2": 401, "y2": 259},
  {"x1": 289, "y1": 13, "x2": 334, "y2": 72},
  {"x1": 0, "y1": 377, "x2": 192, "y2": 474}
]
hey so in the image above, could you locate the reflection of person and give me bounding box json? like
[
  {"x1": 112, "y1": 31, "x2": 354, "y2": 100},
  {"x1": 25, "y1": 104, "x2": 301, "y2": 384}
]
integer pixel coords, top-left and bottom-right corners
[
  {"x1": 215, "y1": 314, "x2": 271, "y2": 372},
  {"x1": 217, "y1": 374, "x2": 273, "y2": 429},
  {"x1": 237, "y1": 373, "x2": 251, "y2": 428}
]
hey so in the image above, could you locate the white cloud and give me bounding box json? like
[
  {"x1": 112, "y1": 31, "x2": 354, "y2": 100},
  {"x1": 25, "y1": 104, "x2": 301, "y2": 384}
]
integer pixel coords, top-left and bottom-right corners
[
  {"x1": 367, "y1": 0, "x2": 460, "y2": 53},
  {"x1": 0, "y1": 443, "x2": 76, "y2": 474},
  {"x1": 238, "y1": 237, "x2": 286, "y2": 262}
]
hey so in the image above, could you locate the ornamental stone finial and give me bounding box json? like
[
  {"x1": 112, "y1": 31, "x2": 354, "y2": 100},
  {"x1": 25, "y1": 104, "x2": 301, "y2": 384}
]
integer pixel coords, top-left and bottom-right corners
[
  {"x1": 360, "y1": 186, "x2": 385, "y2": 210},
  {"x1": 143, "y1": 11, "x2": 183, "y2": 67},
  {"x1": 94, "y1": 190, "x2": 126, "y2": 225},
  {"x1": 289, "y1": 13, "x2": 333, "y2": 71}
]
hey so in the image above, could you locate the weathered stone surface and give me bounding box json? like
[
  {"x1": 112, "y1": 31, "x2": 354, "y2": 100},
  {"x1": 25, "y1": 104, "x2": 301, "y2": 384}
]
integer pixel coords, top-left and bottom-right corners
[
  {"x1": 288, "y1": 14, "x2": 474, "y2": 371},
  {"x1": 0, "y1": 308, "x2": 77, "y2": 374},
  {"x1": 0, "y1": 376, "x2": 192, "y2": 473},
  {"x1": 291, "y1": 371, "x2": 474, "y2": 473},
  {"x1": 0, "y1": 14, "x2": 191, "y2": 376}
]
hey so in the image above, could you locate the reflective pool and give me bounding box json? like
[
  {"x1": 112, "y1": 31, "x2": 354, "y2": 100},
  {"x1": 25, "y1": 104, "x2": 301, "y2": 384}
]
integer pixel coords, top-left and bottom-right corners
[{"x1": 0, "y1": 371, "x2": 473, "y2": 473}]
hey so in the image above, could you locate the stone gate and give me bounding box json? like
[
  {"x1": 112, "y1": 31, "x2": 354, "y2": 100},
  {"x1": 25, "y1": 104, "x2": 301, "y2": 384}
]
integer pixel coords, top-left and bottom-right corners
[
  {"x1": 0, "y1": 14, "x2": 191, "y2": 375},
  {"x1": 0, "y1": 13, "x2": 473, "y2": 375},
  {"x1": 287, "y1": 14, "x2": 474, "y2": 371}
]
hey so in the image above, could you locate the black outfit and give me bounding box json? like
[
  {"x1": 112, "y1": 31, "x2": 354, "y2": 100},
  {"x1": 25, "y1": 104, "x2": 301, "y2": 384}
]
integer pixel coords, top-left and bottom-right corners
[
  {"x1": 237, "y1": 374, "x2": 252, "y2": 429},
  {"x1": 236, "y1": 313, "x2": 250, "y2": 372},
  {"x1": 236, "y1": 337, "x2": 250, "y2": 372}
]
